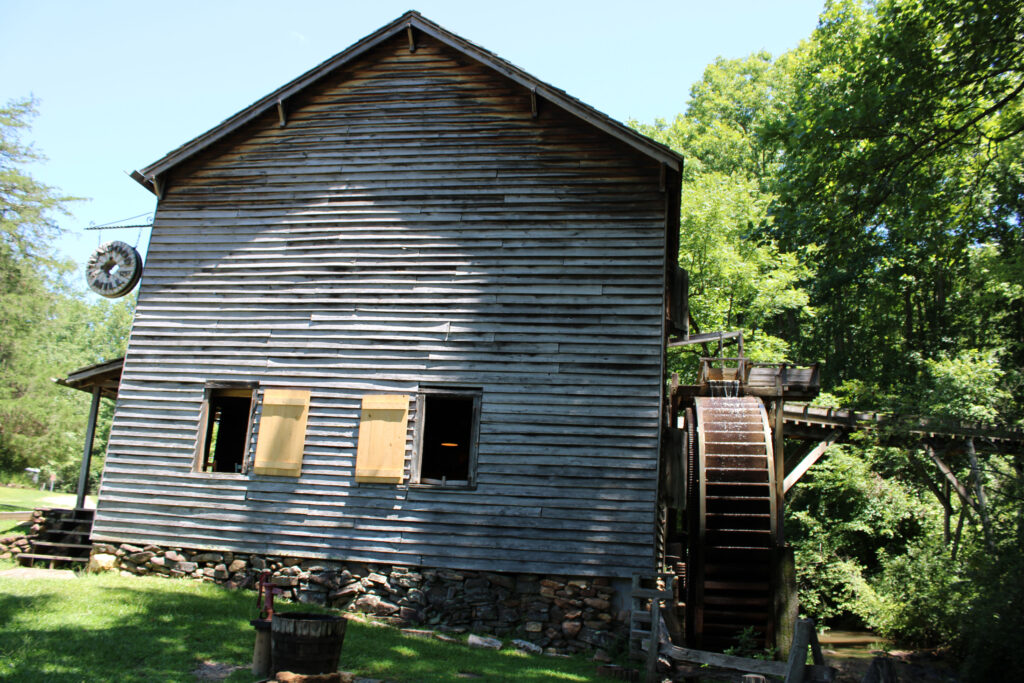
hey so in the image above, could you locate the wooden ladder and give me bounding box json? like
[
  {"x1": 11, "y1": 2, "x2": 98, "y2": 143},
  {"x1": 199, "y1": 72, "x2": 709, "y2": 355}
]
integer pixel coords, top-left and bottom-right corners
[{"x1": 630, "y1": 572, "x2": 676, "y2": 683}]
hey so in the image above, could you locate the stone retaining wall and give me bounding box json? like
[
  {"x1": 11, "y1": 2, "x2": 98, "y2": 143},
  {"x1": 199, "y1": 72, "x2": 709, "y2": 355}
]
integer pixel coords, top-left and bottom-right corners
[
  {"x1": 89, "y1": 543, "x2": 629, "y2": 655},
  {"x1": 0, "y1": 509, "x2": 49, "y2": 559}
]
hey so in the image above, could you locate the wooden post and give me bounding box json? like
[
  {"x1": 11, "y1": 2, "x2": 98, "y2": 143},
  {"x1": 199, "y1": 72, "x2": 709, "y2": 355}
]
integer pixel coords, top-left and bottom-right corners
[
  {"x1": 647, "y1": 594, "x2": 662, "y2": 683},
  {"x1": 783, "y1": 618, "x2": 812, "y2": 683},
  {"x1": 943, "y1": 479, "x2": 951, "y2": 545},
  {"x1": 251, "y1": 619, "x2": 272, "y2": 677},
  {"x1": 76, "y1": 387, "x2": 102, "y2": 510},
  {"x1": 774, "y1": 397, "x2": 785, "y2": 545},
  {"x1": 773, "y1": 547, "x2": 798, "y2": 659}
]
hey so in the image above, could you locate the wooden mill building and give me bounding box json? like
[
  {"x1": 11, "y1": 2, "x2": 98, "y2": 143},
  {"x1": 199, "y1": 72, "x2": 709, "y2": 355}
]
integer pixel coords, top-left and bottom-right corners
[{"x1": 95, "y1": 12, "x2": 685, "y2": 590}]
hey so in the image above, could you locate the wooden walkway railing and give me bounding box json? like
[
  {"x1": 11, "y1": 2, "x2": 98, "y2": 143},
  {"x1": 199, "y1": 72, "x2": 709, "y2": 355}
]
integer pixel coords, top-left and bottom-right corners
[{"x1": 784, "y1": 403, "x2": 1024, "y2": 446}]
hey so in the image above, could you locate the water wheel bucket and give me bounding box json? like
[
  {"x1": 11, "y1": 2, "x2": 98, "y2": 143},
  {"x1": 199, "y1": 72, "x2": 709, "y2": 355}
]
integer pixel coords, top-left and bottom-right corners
[{"x1": 271, "y1": 612, "x2": 347, "y2": 675}]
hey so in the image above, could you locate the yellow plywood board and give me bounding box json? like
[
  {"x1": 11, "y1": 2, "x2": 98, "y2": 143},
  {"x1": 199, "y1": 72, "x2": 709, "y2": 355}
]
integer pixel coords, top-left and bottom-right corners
[
  {"x1": 355, "y1": 394, "x2": 410, "y2": 484},
  {"x1": 252, "y1": 389, "x2": 311, "y2": 477}
]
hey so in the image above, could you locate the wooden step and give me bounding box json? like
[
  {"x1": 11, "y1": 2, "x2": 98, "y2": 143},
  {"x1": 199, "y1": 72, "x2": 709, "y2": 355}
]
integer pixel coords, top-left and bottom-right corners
[
  {"x1": 38, "y1": 529, "x2": 90, "y2": 538},
  {"x1": 31, "y1": 541, "x2": 93, "y2": 550},
  {"x1": 18, "y1": 553, "x2": 89, "y2": 563}
]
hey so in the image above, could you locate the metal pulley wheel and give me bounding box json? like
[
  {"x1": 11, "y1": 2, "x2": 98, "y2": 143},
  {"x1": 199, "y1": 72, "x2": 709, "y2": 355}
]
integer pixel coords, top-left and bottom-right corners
[{"x1": 86, "y1": 241, "x2": 142, "y2": 298}]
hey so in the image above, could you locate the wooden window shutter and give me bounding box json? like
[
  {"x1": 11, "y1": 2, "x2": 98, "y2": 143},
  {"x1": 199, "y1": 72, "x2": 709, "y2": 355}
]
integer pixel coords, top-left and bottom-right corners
[
  {"x1": 355, "y1": 394, "x2": 410, "y2": 483},
  {"x1": 252, "y1": 389, "x2": 311, "y2": 477}
]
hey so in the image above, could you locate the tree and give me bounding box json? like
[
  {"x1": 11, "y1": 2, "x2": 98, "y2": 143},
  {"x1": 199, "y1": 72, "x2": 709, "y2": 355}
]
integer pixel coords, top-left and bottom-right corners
[
  {"x1": 0, "y1": 98, "x2": 133, "y2": 484},
  {"x1": 772, "y1": 0, "x2": 1024, "y2": 386},
  {"x1": 632, "y1": 54, "x2": 813, "y2": 379}
]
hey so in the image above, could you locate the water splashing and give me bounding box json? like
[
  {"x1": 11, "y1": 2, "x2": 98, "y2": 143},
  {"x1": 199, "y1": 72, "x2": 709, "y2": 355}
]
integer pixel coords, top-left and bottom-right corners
[{"x1": 707, "y1": 380, "x2": 740, "y2": 398}]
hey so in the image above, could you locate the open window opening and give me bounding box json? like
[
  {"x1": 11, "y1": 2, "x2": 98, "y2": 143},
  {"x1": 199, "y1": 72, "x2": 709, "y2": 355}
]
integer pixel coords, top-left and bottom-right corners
[
  {"x1": 198, "y1": 387, "x2": 255, "y2": 473},
  {"x1": 418, "y1": 392, "x2": 479, "y2": 486}
]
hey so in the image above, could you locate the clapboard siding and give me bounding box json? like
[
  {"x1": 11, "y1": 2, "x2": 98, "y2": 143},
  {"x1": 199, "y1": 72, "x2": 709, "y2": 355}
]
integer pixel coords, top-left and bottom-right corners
[{"x1": 96, "y1": 32, "x2": 668, "y2": 577}]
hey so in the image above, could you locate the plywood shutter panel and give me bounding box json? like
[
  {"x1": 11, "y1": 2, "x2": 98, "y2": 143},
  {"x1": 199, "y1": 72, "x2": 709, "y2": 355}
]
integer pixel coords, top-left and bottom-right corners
[
  {"x1": 252, "y1": 389, "x2": 311, "y2": 477},
  {"x1": 355, "y1": 394, "x2": 410, "y2": 483}
]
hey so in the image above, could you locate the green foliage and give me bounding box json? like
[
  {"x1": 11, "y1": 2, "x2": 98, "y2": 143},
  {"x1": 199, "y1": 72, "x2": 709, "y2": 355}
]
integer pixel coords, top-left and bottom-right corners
[
  {"x1": 0, "y1": 98, "x2": 133, "y2": 484},
  {"x1": 960, "y1": 549, "x2": 1024, "y2": 681},
  {"x1": 786, "y1": 444, "x2": 930, "y2": 622},
  {"x1": 632, "y1": 53, "x2": 814, "y2": 381},
  {"x1": 722, "y1": 626, "x2": 776, "y2": 662},
  {"x1": 771, "y1": 0, "x2": 1024, "y2": 387},
  {"x1": 859, "y1": 536, "x2": 971, "y2": 647},
  {"x1": 634, "y1": 1, "x2": 1024, "y2": 675},
  {"x1": 914, "y1": 350, "x2": 1011, "y2": 426}
]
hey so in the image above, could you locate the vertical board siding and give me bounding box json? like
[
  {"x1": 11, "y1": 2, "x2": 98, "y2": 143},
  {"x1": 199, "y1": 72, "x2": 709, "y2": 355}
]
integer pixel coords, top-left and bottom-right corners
[{"x1": 96, "y1": 34, "x2": 665, "y2": 577}]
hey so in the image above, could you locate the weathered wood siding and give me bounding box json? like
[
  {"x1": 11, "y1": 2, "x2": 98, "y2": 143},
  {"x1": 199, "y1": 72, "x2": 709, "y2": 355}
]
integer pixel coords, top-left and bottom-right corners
[{"x1": 95, "y1": 33, "x2": 667, "y2": 577}]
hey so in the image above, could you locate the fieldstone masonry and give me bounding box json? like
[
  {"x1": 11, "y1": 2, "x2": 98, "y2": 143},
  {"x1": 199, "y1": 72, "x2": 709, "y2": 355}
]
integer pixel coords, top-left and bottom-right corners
[
  {"x1": 0, "y1": 509, "x2": 48, "y2": 559},
  {"x1": 88, "y1": 542, "x2": 629, "y2": 655}
]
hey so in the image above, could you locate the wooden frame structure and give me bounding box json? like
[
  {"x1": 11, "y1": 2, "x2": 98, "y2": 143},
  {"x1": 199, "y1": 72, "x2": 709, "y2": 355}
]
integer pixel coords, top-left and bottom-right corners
[{"x1": 90, "y1": 12, "x2": 687, "y2": 583}]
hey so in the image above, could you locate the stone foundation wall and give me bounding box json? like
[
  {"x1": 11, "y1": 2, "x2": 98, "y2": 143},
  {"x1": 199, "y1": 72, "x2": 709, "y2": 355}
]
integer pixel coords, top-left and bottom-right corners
[{"x1": 90, "y1": 542, "x2": 629, "y2": 655}]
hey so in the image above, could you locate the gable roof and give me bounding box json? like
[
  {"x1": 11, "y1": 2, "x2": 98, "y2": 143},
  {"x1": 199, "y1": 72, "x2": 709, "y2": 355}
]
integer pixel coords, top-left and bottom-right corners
[{"x1": 132, "y1": 11, "x2": 683, "y2": 194}]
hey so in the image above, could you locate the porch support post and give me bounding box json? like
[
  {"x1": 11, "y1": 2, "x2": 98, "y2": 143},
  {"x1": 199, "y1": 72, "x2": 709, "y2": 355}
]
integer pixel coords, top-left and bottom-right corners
[{"x1": 76, "y1": 387, "x2": 102, "y2": 510}]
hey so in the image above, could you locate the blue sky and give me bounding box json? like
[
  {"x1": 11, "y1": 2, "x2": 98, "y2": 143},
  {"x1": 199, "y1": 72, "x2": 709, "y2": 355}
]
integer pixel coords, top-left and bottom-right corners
[{"x1": 1, "y1": 0, "x2": 824, "y2": 280}]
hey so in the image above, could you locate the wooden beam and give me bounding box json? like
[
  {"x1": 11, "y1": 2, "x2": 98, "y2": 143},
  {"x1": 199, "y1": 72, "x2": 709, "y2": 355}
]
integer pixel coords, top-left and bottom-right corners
[
  {"x1": 927, "y1": 444, "x2": 976, "y2": 512},
  {"x1": 152, "y1": 175, "x2": 166, "y2": 200},
  {"x1": 646, "y1": 595, "x2": 662, "y2": 683},
  {"x1": 784, "y1": 618, "x2": 813, "y2": 683},
  {"x1": 530, "y1": 87, "x2": 538, "y2": 118},
  {"x1": 276, "y1": 99, "x2": 287, "y2": 127},
  {"x1": 783, "y1": 430, "x2": 842, "y2": 494},
  {"x1": 407, "y1": 25, "x2": 416, "y2": 52},
  {"x1": 774, "y1": 396, "x2": 785, "y2": 543},
  {"x1": 659, "y1": 642, "x2": 788, "y2": 677},
  {"x1": 668, "y1": 330, "x2": 742, "y2": 347},
  {"x1": 75, "y1": 387, "x2": 102, "y2": 510}
]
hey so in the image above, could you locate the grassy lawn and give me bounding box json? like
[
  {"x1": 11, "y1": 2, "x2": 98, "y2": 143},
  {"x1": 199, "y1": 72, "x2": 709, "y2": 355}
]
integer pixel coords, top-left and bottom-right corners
[
  {"x1": 0, "y1": 517, "x2": 31, "y2": 536},
  {"x1": 0, "y1": 571, "x2": 625, "y2": 683},
  {"x1": 0, "y1": 486, "x2": 96, "y2": 512}
]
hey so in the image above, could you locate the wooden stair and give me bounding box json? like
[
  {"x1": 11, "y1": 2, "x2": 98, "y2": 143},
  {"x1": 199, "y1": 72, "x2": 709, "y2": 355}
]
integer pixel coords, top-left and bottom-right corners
[
  {"x1": 18, "y1": 508, "x2": 94, "y2": 569},
  {"x1": 694, "y1": 397, "x2": 776, "y2": 652}
]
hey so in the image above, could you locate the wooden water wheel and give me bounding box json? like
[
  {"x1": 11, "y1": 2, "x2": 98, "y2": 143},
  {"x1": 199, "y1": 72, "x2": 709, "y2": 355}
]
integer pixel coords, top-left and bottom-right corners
[{"x1": 687, "y1": 395, "x2": 778, "y2": 651}]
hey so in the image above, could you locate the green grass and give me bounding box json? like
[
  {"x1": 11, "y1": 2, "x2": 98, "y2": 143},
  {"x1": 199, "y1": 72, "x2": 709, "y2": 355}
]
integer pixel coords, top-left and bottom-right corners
[
  {"x1": 0, "y1": 518, "x2": 30, "y2": 536},
  {"x1": 0, "y1": 571, "x2": 623, "y2": 682},
  {"x1": 0, "y1": 486, "x2": 96, "y2": 512}
]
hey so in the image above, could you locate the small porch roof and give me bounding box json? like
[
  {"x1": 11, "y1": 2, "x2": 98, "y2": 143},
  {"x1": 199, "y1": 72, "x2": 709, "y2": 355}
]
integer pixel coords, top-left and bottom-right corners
[{"x1": 55, "y1": 357, "x2": 124, "y2": 400}]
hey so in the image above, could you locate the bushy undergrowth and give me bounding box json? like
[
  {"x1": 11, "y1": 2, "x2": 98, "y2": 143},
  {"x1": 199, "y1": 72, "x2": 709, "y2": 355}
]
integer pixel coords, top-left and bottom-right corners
[
  {"x1": 858, "y1": 538, "x2": 970, "y2": 646},
  {"x1": 787, "y1": 434, "x2": 1024, "y2": 682}
]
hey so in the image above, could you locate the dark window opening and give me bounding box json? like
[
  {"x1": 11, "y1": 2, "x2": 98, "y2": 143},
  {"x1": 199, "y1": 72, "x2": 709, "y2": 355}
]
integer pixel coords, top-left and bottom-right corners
[
  {"x1": 200, "y1": 388, "x2": 254, "y2": 473},
  {"x1": 420, "y1": 395, "x2": 476, "y2": 484}
]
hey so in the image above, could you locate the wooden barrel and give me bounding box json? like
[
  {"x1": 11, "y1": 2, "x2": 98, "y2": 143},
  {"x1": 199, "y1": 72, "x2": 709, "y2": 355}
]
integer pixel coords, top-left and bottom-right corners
[{"x1": 271, "y1": 612, "x2": 347, "y2": 675}]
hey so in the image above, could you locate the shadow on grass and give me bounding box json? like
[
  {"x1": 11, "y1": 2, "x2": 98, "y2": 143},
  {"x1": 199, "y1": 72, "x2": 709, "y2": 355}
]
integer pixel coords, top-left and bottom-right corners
[
  {"x1": 340, "y1": 625, "x2": 612, "y2": 683},
  {"x1": 0, "y1": 576, "x2": 255, "y2": 682},
  {"x1": 0, "y1": 576, "x2": 619, "y2": 683}
]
